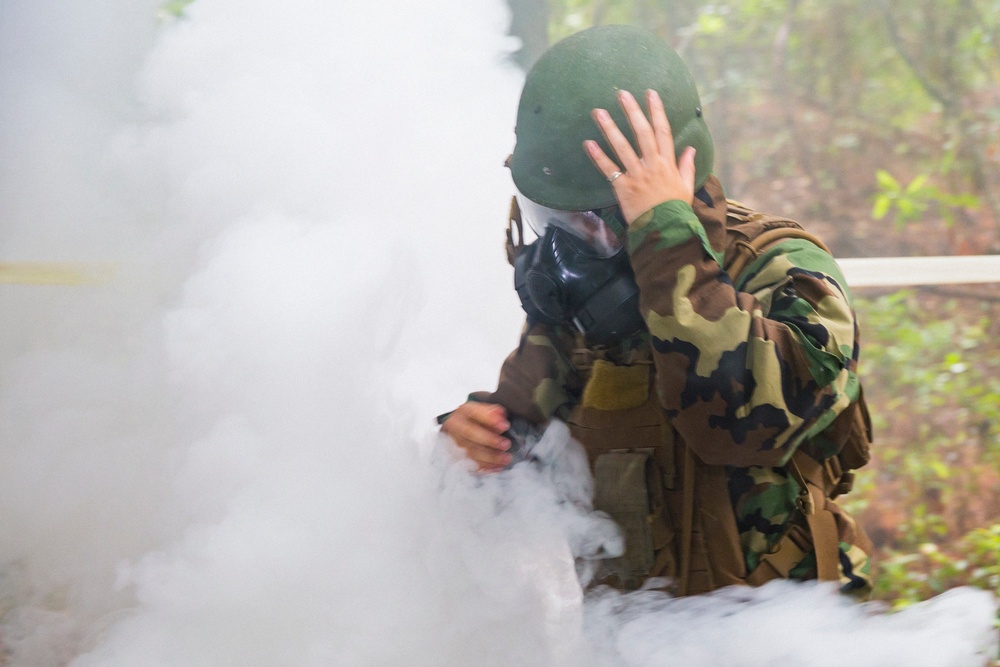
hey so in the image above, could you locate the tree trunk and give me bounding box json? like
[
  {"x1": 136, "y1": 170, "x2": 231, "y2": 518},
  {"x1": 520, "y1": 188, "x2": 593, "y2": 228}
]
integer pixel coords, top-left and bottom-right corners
[{"x1": 506, "y1": 0, "x2": 550, "y2": 70}]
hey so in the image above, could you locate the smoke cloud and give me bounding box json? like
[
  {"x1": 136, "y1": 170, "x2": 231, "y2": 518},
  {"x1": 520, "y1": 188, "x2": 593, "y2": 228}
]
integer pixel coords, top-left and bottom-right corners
[{"x1": 0, "y1": 0, "x2": 996, "y2": 665}]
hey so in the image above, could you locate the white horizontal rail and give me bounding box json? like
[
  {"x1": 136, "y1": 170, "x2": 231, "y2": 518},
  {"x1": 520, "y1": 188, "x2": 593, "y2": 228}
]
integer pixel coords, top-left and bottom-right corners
[
  {"x1": 1, "y1": 258, "x2": 996, "y2": 288},
  {"x1": 838, "y1": 256, "x2": 1000, "y2": 287}
]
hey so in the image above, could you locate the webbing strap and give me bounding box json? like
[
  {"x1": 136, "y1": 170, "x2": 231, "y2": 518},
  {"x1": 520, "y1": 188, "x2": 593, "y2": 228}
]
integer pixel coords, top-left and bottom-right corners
[
  {"x1": 787, "y1": 451, "x2": 842, "y2": 582},
  {"x1": 725, "y1": 227, "x2": 833, "y2": 285},
  {"x1": 748, "y1": 451, "x2": 845, "y2": 585},
  {"x1": 505, "y1": 196, "x2": 524, "y2": 267},
  {"x1": 678, "y1": 447, "x2": 696, "y2": 596},
  {"x1": 746, "y1": 524, "x2": 809, "y2": 585},
  {"x1": 805, "y1": 485, "x2": 841, "y2": 581}
]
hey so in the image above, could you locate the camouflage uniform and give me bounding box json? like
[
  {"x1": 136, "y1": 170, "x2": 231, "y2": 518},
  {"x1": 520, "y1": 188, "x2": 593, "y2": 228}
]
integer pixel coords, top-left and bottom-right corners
[{"x1": 470, "y1": 177, "x2": 873, "y2": 596}]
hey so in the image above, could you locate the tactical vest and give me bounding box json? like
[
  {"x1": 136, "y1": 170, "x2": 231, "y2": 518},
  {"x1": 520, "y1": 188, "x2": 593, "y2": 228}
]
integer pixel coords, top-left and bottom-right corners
[{"x1": 564, "y1": 200, "x2": 873, "y2": 596}]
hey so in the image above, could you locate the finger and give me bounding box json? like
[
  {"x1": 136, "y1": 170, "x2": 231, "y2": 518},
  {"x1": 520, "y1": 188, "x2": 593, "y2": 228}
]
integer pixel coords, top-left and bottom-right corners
[
  {"x1": 678, "y1": 146, "x2": 697, "y2": 193},
  {"x1": 458, "y1": 402, "x2": 510, "y2": 434},
  {"x1": 442, "y1": 405, "x2": 510, "y2": 451},
  {"x1": 583, "y1": 139, "x2": 624, "y2": 181},
  {"x1": 618, "y1": 89, "x2": 658, "y2": 160},
  {"x1": 466, "y1": 442, "x2": 514, "y2": 469},
  {"x1": 445, "y1": 416, "x2": 510, "y2": 451},
  {"x1": 647, "y1": 89, "x2": 676, "y2": 158},
  {"x1": 591, "y1": 107, "x2": 640, "y2": 171}
]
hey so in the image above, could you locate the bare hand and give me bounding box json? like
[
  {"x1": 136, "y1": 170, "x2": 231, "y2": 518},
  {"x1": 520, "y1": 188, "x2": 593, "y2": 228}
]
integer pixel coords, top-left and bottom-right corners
[
  {"x1": 584, "y1": 89, "x2": 697, "y2": 225},
  {"x1": 441, "y1": 402, "x2": 512, "y2": 473}
]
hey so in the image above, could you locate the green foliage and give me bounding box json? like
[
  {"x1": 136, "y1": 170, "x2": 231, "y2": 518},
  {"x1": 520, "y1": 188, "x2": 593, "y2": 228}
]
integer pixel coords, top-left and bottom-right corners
[
  {"x1": 543, "y1": 0, "x2": 1000, "y2": 252},
  {"x1": 871, "y1": 169, "x2": 979, "y2": 228},
  {"x1": 158, "y1": 0, "x2": 197, "y2": 20},
  {"x1": 857, "y1": 292, "x2": 1000, "y2": 459},
  {"x1": 854, "y1": 292, "x2": 1000, "y2": 608},
  {"x1": 875, "y1": 527, "x2": 1000, "y2": 611}
]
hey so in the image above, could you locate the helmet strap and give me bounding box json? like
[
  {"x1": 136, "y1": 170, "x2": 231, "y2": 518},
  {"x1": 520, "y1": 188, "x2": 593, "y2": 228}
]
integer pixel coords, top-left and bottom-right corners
[{"x1": 505, "y1": 195, "x2": 525, "y2": 267}]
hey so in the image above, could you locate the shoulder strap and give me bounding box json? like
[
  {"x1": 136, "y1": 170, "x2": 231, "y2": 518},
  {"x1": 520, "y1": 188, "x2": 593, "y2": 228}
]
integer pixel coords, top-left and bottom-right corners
[
  {"x1": 745, "y1": 450, "x2": 843, "y2": 585},
  {"x1": 725, "y1": 226, "x2": 832, "y2": 284},
  {"x1": 722, "y1": 198, "x2": 832, "y2": 284},
  {"x1": 505, "y1": 196, "x2": 524, "y2": 267}
]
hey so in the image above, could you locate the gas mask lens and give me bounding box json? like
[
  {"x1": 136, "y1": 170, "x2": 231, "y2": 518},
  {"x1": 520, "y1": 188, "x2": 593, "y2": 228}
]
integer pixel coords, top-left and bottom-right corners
[{"x1": 515, "y1": 192, "x2": 623, "y2": 258}]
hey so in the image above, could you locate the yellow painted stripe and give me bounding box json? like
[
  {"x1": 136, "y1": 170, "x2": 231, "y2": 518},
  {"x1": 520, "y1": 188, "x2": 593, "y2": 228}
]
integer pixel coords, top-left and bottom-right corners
[{"x1": 0, "y1": 263, "x2": 115, "y2": 286}]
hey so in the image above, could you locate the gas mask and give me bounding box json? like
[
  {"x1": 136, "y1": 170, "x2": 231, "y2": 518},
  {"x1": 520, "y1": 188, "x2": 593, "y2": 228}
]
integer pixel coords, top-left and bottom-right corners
[{"x1": 511, "y1": 193, "x2": 645, "y2": 346}]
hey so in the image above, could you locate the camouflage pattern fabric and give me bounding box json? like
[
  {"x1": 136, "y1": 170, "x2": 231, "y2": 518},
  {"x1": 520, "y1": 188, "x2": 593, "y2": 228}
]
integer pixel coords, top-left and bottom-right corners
[{"x1": 470, "y1": 176, "x2": 871, "y2": 592}]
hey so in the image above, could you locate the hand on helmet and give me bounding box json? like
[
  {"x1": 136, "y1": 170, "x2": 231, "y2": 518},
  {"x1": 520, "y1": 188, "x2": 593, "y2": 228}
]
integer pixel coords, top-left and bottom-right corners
[
  {"x1": 441, "y1": 401, "x2": 512, "y2": 473},
  {"x1": 584, "y1": 89, "x2": 697, "y2": 225}
]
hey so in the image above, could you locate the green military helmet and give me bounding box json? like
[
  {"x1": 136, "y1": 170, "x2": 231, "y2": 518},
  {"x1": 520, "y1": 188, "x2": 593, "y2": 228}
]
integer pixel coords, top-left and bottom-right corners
[{"x1": 510, "y1": 24, "x2": 714, "y2": 211}]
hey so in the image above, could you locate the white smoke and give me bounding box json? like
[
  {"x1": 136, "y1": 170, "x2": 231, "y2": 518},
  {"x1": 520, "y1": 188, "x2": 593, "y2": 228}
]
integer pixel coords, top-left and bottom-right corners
[{"x1": 0, "y1": 1, "x2": 997, "y2": 666}]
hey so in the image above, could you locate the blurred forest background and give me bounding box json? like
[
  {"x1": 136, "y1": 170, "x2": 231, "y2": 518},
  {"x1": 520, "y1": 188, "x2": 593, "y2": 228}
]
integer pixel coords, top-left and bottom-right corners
[{"x1": 504, "y1": 0, "x2": 1000, "y2": 610}]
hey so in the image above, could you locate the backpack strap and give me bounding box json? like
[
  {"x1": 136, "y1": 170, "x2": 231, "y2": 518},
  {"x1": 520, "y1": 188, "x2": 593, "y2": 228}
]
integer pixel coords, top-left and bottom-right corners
[
  {"x1": 725, "y1": 226, "x2": 832, "y2": 284},
  {"x1": 505, "y1": 196, "x2": 524, "y2": 267},
  {"x1": 678, "y1": 446, "x2": 697, "y2": 596},
  {"x1": 745, "y1": 523, "x2": 811, "y2": 584},
  {"x1": 747, "y1": 397, "x2": 874, "y2": 586},
  {"x1": 746, "y1": 450, "x2": 842, "y2": 585},
  {"x1": 787, "y1": 451, "x2": 842, "y2": 581}
]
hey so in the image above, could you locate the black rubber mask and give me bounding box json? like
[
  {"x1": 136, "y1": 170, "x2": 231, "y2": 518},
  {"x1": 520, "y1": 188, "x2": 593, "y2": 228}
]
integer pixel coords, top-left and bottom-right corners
[{"x1": 513, "y1": 225, "x2": 645, "y2": 346}]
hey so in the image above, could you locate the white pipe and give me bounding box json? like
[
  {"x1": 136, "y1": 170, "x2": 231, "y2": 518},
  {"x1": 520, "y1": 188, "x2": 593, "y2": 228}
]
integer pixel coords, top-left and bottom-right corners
[{"x1": 837, "y1": 255, "x2": 1000, "y2": 287}]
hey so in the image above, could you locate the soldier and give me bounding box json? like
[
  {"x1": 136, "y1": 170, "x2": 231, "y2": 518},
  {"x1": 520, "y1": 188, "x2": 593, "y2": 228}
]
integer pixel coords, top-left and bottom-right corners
[{"x1": 441, "y1": 25, "x2": 873, "y2": 596}]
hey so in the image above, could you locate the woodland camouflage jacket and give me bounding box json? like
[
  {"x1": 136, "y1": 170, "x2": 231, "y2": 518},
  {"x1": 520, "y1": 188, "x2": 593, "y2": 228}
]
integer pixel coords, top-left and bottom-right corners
[{"x1": 470, "y1": 177, "x2": 870, "y2": 583}]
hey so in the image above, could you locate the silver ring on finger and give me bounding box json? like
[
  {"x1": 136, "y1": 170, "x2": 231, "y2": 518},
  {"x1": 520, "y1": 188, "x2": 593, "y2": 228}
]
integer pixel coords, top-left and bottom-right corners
[{"x1": 608, "y1": 170, "x2": 625, "y2": 183}]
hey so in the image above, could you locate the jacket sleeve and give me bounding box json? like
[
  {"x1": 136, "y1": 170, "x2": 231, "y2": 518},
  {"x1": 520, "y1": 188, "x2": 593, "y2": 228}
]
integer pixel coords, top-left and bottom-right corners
[
  {"x1": 467, "y1": 321, "x2": 583, "y2": 425},
  {"x1": 627, "y1": 200, "x2": 860, "y2": 467}
]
